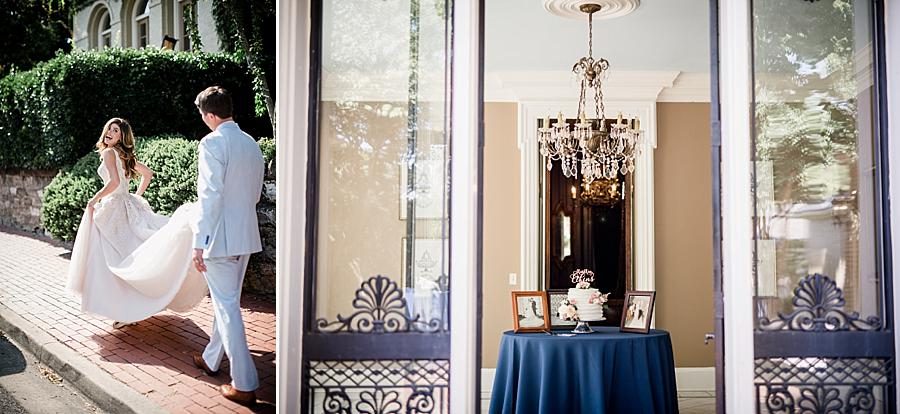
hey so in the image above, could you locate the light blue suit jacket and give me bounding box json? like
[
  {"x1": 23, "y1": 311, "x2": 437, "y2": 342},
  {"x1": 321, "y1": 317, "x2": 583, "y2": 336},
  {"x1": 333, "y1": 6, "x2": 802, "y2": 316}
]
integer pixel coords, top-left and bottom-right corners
[{"x1": 192, "y1": 121, "x2": 264, "y2": 258}]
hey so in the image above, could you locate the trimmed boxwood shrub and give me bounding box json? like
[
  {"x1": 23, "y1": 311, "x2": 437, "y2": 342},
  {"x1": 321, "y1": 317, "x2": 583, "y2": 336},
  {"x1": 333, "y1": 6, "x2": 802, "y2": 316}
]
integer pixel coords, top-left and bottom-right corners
[
  {"x1": 42, "y1": 135, "x2": 200, "y2": 241},
  {"x1": 0, "y1": 48, "x2": 272, "y2": 170}
]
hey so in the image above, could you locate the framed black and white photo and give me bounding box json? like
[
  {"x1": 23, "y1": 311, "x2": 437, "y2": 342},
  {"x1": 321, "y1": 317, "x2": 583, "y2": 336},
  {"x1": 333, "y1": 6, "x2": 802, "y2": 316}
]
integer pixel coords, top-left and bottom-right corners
[
  {"x1": 547, "y1": 289, "x2": 576, "y2": 329},
  {"x1": 511, "y1": 291, "x2": 550, "y2": 333},
  {"x1": 620, "y1": 290, "x2": 656, "y2": 334}
]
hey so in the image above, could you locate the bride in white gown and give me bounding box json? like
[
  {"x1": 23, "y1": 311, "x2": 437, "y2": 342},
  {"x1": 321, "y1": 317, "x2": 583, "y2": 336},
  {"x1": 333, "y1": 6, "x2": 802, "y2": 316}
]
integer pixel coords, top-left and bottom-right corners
[{"x1": 66, "y1": 118, "x2": 208, "y2": 327}]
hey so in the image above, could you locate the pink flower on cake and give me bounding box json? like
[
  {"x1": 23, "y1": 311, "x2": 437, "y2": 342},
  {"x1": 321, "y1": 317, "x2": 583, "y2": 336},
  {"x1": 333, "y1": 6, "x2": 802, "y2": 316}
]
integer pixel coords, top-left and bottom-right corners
[
  {"x1": 589, "y1": 291, "x2": 610, "y2": 305},
  {"x1": 557, "y1": 299, "x2": 579, "y2": 321}
]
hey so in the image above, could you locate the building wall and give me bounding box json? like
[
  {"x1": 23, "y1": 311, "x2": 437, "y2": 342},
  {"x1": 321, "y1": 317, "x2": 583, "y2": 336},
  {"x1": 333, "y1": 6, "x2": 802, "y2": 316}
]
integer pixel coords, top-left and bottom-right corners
[
  {"x1": 480, "y1": 102, "x2": 715, "y2": 369},
  {"x1": 74, "y1": 0, "x2": 221, "y2": 52}
]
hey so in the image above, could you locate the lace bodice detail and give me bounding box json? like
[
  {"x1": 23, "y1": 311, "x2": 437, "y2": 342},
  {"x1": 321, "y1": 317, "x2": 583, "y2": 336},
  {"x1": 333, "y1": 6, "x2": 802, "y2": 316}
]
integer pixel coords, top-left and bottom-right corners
[
  {"x1": 97, "y1": 151, "x2": 129, "y2": 194},
  {"x1": 92, "y1": 151, "x2": 168, "y2": 257}
]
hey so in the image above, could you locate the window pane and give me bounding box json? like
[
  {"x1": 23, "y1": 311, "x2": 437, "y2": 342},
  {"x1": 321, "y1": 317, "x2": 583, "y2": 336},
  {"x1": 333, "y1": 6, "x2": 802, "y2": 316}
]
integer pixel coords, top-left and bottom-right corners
[
  {"x1": 752, "y1": 0, "x2": 880, "y2": 322},
  {"x1": 315, "y1": 0, "x2": 450, "y2": 327}
]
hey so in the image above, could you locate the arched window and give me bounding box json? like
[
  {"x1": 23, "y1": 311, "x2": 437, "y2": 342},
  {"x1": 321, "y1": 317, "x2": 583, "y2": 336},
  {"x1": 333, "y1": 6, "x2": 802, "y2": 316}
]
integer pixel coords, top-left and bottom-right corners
[
  {"x1": 134, "y1": 0, "x2": 150, "y2": 48},
  {"x1": 92, "y1": 7, "x2": 113, "y2": 49}
]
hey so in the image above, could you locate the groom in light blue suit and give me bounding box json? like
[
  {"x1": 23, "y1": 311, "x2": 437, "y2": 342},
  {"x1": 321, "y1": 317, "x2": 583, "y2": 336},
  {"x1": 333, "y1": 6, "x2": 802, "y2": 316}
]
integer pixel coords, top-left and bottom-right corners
[{"x1": 190, "y1": 86, "x2": 263, "y2": 405}]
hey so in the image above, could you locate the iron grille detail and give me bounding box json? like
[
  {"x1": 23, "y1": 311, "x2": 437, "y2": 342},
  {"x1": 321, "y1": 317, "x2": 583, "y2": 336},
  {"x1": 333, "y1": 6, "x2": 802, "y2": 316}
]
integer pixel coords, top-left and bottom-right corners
[
  {"x1": 308, "y1": 360, "x2": 449, "y2": 414},
  {"x1": 315, "y1": 275, "x2": 445, "y2": 333},
  {"x1": 758, "y1": 274, "x2": 882, "y2": 332},
  {"x1": 755, "y1": 358, "x2": 892, "y2": 413}
]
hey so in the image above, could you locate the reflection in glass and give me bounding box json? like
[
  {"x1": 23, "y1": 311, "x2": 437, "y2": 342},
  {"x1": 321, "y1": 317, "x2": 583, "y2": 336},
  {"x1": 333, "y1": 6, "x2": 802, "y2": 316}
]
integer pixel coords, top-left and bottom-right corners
[
  {"x1": 752, "y1": 0, "x2": 880, "y2": 323},
  {"x1": 315, "y1": 0, "x2": 449, "y2": 328}
]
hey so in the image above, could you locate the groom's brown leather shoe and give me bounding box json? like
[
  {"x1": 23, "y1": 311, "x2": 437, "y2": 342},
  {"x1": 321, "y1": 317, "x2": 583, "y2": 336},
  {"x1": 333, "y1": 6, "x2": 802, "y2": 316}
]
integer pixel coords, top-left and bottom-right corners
[
  {"x1": 192, "y1": 353, "x2": 220, "y2": 376},
  {"x1": 220, "y1": 384, "x2": 256, "y2": 406}
]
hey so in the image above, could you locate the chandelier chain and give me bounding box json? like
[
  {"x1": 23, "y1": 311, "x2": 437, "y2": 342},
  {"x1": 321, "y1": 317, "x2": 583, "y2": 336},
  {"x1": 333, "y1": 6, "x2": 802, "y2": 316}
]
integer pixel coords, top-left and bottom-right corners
[{"x1": 588, "y1": 12, "x2": 593, "y2": 59}]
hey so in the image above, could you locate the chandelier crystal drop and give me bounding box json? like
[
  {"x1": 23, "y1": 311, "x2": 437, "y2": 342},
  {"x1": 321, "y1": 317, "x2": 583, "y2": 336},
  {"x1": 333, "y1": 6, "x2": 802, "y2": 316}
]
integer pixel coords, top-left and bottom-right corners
[{"x1": 537, "y1": 3, "x2": 643, "y2": 184}]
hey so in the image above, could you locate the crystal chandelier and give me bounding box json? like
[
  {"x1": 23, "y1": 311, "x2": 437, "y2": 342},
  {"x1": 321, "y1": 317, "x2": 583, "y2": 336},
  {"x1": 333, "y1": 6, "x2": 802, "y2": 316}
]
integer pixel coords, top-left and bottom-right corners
[{"x1": 537, "y1": 3, "x2": 643, "y2": 184}]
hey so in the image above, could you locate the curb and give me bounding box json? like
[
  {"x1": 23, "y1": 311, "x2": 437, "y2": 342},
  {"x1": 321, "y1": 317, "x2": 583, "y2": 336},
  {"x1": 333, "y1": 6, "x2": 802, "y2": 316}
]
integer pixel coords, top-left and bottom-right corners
[{"x1": 0, "y1": 302, "x2": 168, "y2": 414}]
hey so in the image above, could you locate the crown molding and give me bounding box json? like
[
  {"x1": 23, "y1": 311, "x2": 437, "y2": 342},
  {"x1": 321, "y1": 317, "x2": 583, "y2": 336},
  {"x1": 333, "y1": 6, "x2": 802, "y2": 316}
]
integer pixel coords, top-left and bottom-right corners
[
  {"x1": 657, "y1": 72, "x2": 711, "y2": 102},
  {"x1": 486, "y1": 70, "x2": 711, "y2": 103},
  {"x1": 319, "y1": 69, "x2": 711, "y2": 103}
]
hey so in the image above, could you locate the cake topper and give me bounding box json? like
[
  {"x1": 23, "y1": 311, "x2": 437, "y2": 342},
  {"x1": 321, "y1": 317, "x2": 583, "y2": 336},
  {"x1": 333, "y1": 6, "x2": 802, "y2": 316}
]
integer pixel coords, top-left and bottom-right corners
[{"x1": 570, "y1": 269, "x2": 595, "y2": 289}]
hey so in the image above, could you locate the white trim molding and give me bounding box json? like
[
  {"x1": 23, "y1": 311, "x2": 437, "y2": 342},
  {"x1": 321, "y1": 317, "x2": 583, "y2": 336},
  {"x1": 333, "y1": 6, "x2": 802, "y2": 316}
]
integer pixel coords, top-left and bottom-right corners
[
  {"x1": 449, "y1": 0, "x2": 482, "y2": 412},
  {"x1": 885, "y1": 0, "x2": 900, "y2": 407},
  {"x1": 718, "y1": 0, "x2": 756, "y2": 410},
  {"x1": 487, "y1": 70, "x2": 710, "y2": 103},
  {"x1": 490, "y1": 70, "x2": 678, "y2": 103},
  {"x1": 657, "y1": 72, "x2": 711, "y2": 102},
  {"x1": 275, "y1": 0, "x2": 309, "y2": 412},
  {"x1": 518, "y1": 100, "x2": 657, "y2": 292}
]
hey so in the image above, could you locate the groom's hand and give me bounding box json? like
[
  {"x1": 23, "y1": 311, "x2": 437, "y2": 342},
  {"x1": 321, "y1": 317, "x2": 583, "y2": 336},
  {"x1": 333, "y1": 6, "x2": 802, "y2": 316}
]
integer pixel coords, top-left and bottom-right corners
[{"x1": 192, "y1": 249, "x2": 207, "y2": 272}]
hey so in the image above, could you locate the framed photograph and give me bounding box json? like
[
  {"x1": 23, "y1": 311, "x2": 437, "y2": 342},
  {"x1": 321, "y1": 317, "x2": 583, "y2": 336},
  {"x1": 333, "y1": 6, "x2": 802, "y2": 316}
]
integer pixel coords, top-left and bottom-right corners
[
  {"x1": 511, "y1": 291, "x2": 550, "y2": 333},
  {"x1": 547, "y1": 289, "x2": 576, "y2": 329},
  {"x1": 620, "y1": 290, "x2": 656, "y2": 334},
  {"x1": 399, "y1": 160, "x2": 447, "y2": 220}
]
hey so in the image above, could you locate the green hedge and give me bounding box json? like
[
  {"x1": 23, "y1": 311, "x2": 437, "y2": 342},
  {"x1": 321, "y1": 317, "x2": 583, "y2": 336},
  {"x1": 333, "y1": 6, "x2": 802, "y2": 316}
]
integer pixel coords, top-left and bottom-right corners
[
  {"x1": 42, "y1": 134, "x2": 274, "y2": 241},
  {"x1": 0, "y1": 48, "x2": 272, "y2": 170}
]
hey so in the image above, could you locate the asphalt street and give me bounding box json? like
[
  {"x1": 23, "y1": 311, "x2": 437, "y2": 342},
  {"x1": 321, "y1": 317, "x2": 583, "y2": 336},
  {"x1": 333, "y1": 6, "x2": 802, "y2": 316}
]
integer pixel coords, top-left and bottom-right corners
[{"x1": 0, "y1": 331, "x2": 103, "y2": 413}]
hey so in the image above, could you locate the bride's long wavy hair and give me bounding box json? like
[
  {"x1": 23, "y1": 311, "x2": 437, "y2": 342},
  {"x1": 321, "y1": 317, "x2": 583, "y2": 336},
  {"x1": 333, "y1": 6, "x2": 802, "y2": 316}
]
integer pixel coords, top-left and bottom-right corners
[{"x1": 95, "y1": 118, "x2": 137, "y2": 179}]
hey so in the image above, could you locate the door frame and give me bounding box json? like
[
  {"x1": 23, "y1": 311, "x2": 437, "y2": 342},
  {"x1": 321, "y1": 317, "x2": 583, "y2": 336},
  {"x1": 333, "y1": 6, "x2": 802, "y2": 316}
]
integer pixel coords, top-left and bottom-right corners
[
  {"x1": 885, "y1": 0, "x2": 900, "y2": 405},
  {"x1": 449, "y1": 0, "x2": 485, "y2": 412},
  {"x1": 275, "y1": 0, "x2": 310, "y2": 412},
  {"x1": 714, "y1": 0, "x2": 756, "y2": 411}
]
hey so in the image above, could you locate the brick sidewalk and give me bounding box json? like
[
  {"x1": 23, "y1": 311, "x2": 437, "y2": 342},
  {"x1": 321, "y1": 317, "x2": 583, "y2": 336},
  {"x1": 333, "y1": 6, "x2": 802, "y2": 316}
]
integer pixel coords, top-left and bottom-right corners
[{"x1": 0, "y1": 227, "x2": 275, "y2": 413}]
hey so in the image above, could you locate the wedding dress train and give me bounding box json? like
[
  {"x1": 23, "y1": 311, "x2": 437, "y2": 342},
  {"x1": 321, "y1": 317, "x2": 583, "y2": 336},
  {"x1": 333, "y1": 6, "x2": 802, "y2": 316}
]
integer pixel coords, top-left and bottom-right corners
[{"x1": 66, "y1": 154, "x2": 208, "y2": 323}]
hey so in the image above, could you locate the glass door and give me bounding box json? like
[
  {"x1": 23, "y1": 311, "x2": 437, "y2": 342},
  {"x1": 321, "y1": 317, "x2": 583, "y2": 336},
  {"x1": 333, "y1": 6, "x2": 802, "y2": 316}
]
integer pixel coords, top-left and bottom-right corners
[
  {"x1": 301, "y1": 0, "x2": 462, "y2": 412},
  {"x1": 749, "y1": 0, "x2": 894, "y2": 412}
]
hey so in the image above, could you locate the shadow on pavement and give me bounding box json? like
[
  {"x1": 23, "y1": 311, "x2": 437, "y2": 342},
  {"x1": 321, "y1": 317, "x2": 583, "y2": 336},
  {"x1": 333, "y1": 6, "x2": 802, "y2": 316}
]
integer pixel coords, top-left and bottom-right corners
[
  {"x1": 92, "y1": 314, "x2": 275, "y2": 412},
  {"x1": 0, "y1": 334, "x2": 25, "y2": 377}
]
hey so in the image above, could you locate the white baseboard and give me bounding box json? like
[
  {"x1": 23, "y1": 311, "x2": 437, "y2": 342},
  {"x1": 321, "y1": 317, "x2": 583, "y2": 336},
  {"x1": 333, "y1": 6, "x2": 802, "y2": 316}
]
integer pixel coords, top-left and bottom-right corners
[
  {"x1": 675, "y1": 367, "x2": 715, "y2": 392},
  {"x1": 480, "y1": 366, "x2": 715, "y2": 406}
]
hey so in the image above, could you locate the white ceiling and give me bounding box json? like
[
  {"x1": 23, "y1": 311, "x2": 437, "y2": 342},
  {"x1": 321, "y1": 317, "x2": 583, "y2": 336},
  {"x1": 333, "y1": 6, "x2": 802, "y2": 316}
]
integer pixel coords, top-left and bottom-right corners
[{"x1": 485, "y1": 0, "x2": 711, "y2": 73}]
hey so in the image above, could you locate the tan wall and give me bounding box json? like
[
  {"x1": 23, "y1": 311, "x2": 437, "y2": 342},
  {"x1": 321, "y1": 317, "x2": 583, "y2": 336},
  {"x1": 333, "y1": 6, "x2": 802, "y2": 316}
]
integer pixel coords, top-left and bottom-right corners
[
  {"x1": 480, "y1": 102, "x2": 714, "y2": 368},
  {"x1": 481, "y1": 103, "x2": 521, "y2": 368},
  {"x1": 654, "y1": 102, "x2": 714, "y2": 367}
]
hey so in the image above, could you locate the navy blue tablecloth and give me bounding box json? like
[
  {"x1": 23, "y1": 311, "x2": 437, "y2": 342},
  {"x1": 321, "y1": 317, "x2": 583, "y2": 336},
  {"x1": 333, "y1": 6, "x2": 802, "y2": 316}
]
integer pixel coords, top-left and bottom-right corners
[{"x1": 489, "y1": 327, "x2": 678, "y2": 414}]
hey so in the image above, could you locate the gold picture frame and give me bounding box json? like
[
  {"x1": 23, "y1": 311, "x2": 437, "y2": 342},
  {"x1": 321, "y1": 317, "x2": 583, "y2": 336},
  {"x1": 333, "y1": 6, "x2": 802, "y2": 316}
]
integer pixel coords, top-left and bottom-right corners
[{"x1": 511, "y1": 291, "x2": 550, "y2": 333}]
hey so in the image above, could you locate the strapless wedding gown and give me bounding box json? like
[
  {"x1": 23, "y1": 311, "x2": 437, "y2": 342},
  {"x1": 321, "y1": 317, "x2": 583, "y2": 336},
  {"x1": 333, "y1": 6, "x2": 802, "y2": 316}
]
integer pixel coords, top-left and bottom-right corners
[{"x1": 66, "y1": 155, "x2": 208, "y2": 323}]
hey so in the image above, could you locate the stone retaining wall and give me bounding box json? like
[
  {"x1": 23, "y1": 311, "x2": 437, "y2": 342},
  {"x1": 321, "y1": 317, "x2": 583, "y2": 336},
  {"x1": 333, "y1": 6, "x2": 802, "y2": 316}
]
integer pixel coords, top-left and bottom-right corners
[{"x1": 0, "y1": 169, "x2": 57, "y2": 233}]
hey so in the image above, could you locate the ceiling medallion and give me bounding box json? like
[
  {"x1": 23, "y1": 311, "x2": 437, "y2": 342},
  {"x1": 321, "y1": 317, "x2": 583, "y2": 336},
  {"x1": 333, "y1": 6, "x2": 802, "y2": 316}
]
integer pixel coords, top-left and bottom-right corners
[{"x1": 542, "y1": 0, "x2": 640, "y2": 20}]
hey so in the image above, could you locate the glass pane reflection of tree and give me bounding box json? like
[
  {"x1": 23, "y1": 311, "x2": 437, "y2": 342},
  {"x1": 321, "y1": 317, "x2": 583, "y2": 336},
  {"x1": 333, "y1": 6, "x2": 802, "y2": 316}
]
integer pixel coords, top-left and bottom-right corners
[
  {"x1": 752, "y1": 0, "x2": 880, "y2": 323},
  {"x1": 316, "y1": 0, "x2": 449, "y2": 330}
]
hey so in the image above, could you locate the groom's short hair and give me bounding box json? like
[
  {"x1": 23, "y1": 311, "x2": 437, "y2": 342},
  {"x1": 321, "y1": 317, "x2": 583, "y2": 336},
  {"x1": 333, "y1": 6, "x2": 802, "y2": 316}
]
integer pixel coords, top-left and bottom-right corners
[{"x1": 195, "y1": 86, "x2": 233, "y2": 118}]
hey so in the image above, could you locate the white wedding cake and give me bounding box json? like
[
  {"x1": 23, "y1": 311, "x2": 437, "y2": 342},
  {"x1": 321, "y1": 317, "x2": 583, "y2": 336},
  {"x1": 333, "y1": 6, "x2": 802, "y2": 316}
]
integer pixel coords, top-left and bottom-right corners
[{"x1": 566, "y1": 269, "x2": 609, "y2": 322}]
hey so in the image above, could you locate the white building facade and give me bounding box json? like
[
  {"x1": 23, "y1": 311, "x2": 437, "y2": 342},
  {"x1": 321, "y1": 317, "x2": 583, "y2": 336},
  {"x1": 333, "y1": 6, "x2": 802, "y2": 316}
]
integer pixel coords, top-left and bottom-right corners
[{"x1": 73, "y1": 0, "x2": 221, "y2": 52}]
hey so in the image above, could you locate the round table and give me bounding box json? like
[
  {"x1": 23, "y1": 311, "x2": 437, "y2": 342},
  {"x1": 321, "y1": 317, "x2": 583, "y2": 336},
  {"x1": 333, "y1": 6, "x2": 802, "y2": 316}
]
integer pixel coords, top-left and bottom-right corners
[{"x1": 489, "y1": 327, "x2": 678, "y2": 414}]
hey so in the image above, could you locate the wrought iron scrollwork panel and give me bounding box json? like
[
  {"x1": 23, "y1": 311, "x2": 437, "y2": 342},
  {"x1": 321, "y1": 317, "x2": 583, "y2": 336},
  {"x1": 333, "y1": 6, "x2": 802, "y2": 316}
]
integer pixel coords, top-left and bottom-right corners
[
  {"x1": 758, "y1": 274, "x2": 882, "y2": 332},
  {"x1": 309, "y1": 360, "x2": 449, "y2": 414},
  {"x1": 755, "y1": 358, "x2": 892, "y2": 413},
  {"x1": 315, "y1": 275, "x2": 446, "y2": 334}
]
